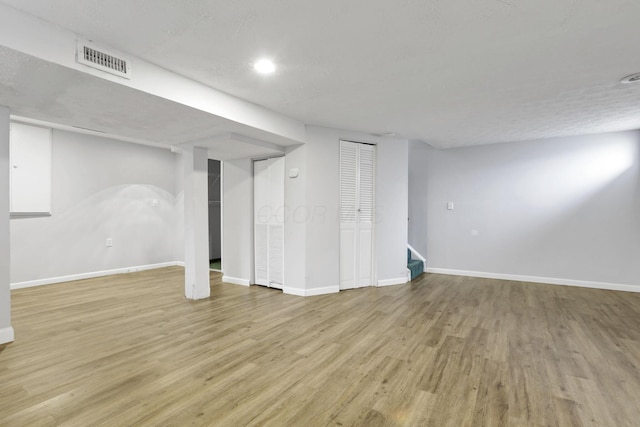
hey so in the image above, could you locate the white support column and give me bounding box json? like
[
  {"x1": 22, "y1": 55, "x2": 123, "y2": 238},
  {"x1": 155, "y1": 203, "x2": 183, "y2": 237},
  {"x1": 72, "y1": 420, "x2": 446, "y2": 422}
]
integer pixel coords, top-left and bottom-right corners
[
  {"x1": 183, "y1": 146, "x2": 211, "y2": 300},
  {"x1": 0, "y1": 106, "x2": 14, "y2": 344}
]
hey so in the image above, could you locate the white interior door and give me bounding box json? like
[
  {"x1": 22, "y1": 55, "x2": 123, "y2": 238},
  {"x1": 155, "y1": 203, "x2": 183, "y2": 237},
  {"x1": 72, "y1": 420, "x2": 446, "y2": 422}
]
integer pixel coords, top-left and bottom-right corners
[
  {"x1": 340, "y1": 141, "x2": 375, "y2": 290},
  {"x1": 254, "y1": 157, "x2": 285, "y2": 289},
  {"x1": 10, "y1": 122, "x2": 52, "y2": 215}
]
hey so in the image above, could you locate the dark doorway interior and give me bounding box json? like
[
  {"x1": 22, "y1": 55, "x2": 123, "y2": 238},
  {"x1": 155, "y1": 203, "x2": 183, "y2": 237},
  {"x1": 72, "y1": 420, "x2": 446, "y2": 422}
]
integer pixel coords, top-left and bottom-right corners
[{"x1": 208, "y1": 159, "x2": 221, "y2": 271}]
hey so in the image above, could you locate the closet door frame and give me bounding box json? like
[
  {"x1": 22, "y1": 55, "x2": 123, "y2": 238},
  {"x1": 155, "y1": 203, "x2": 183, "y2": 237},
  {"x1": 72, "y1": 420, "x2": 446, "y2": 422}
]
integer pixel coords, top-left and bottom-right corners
[{"x1": 339, "y1": 139, "x2": 377, "y2": 290}]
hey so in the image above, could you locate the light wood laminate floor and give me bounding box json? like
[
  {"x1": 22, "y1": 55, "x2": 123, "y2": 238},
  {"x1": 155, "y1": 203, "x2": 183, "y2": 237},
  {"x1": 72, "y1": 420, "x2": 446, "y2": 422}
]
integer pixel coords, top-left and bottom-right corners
[{"x1": 2, "y1": 267, "x2": 640, "y2": 426}]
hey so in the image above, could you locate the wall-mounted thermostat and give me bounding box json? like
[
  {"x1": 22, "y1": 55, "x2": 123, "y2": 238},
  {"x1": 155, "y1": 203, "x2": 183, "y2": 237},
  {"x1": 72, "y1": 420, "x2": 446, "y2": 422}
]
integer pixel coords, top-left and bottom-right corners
[{"x1": 289, "y1": 168, "x2": 299, "y2": 178}]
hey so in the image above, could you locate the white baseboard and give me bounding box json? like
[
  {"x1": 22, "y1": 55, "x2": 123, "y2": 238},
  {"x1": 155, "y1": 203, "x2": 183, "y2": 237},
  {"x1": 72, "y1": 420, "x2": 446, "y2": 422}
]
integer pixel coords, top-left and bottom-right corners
[
  {"x1": 11, "y1": 262, "x2": 181, "y2": 290},
  {"x1": 0, "y1": 326, "x2": 15, "y2": 344},
  {"x1": 175, "y1": 261, "x2": 185, "y2": 267},
  {"x1": 426, "y1": 268, "x2": 640, "y2": 293},
  {"x1": 283, "y1": 286, "x2": 339, "y2": 297},
  {"x1": 222, "y1": 276, "x2": 251, "y2": 287},
  {"x1": 283, "y1": 287, "x2": 305, "y2": 296},
  {"x1": 377, "y1": 277, "x2": 409, "y2": 287}
]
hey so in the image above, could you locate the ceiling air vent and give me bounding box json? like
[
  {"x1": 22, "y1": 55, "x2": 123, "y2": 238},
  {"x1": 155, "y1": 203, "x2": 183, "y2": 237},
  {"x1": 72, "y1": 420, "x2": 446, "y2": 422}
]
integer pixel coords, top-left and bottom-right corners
[{"x1": 76, "y1": 40, "x2": 131, "y2": 79}]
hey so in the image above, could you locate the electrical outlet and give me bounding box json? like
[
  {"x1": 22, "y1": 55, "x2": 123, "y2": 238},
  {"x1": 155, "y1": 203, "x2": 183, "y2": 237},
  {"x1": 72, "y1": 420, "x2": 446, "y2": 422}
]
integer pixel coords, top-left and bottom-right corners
[
  {"x1": 106, "y1": 238, "x2": 113, "y2": 247},
  {"x1": 152, "y1": 199, "x2": 159, "y2": 207}
]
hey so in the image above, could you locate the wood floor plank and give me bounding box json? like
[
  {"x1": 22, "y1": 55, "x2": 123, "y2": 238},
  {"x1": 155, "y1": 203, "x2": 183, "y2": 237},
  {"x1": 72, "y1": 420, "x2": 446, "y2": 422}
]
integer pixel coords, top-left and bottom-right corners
[{"x1": 2, "y1": 267, "x2": 640, "y2": 425}]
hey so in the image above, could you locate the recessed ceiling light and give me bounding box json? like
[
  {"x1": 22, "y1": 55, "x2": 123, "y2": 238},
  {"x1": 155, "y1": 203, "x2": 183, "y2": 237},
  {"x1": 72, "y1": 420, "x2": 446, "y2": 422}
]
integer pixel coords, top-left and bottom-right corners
[
  {"x1": 620, "y1": 73, "x2": 640, "y2": 84},
  {"x1": 254, "y1": 59, "x2": 276, "y2": 74}
]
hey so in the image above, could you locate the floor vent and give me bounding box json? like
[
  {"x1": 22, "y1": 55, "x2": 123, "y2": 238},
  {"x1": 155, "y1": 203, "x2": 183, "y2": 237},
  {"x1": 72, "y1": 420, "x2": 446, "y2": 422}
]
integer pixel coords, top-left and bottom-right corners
[{"x1": 76, "y1": 41, "x2": 131, "y2": 79}]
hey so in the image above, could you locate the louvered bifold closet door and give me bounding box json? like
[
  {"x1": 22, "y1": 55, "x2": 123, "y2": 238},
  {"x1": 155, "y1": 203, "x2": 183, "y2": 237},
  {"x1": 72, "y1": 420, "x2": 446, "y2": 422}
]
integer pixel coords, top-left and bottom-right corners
[
  {"x1": 254, "y1": 157, "x2": 285, "y2": 289},
  {"x1": 340, "y1": 141, "x2": 375, "y2": 290},
  {"x1": 356, "y1": 144, "x2": 375, "y2": 287},
  {"x1": 340, "y1": 142, "x2": 358, "y2": 289},
  {"x1": 254, "y1": 159, "x2": 270, "y2": 286}
]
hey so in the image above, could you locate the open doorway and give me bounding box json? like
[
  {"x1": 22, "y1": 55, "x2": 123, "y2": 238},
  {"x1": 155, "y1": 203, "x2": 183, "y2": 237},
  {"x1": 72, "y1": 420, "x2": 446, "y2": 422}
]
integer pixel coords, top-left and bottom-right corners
[{"x1": 208, "y1": 159, "x2": 222, "y2": 271}]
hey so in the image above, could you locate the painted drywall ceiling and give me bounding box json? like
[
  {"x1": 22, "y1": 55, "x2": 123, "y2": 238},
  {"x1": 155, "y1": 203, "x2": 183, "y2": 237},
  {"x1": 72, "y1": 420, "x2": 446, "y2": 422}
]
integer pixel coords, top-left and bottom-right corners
[
  {"x1": 0, "y1": 47, "x2": 214, "y2": 145},
  {"x1": 2, "y1": 0, "x2": 640, "y2": 147},
  {"x1": 0, "y1": 46, "x2": 293, "y2": 152}
]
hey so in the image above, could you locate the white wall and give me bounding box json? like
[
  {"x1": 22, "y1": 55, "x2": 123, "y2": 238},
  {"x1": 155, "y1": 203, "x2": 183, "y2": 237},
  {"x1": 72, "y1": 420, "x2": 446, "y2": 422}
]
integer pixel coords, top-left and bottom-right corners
[
  {"x1": 220, "y1": 126, "x2": 409, "y2": 293},
  {"x1": 410, "y1": 131, "x2": 640, "y2": 287},
  {"x1": 283, "y1": 145, "x2": 307, "y2": 293},
  {"x1": 376, "y1": 139, "x2": 409, "y2": 283},
  {"x1": 305, "y1": 126, "x2": 409, "y2": 290},
  {"x1": 0, "y1": 106, "x2": 12, "y2": 343},
  {"x1": 221, "y1": 158, "x2": 253, "y2": 285},
  {"x1": 10, "y1": 129, "x2": 179, "y2": 285},
  {"x1": 222, "y1": 149, "x2": 308, "y2": 292},
  {"x1": 408, "y1": 140, "x2": 431, "y2": 260},
  {"x1": 303, "y1": 126, "x2": 340, "y2": 290}
]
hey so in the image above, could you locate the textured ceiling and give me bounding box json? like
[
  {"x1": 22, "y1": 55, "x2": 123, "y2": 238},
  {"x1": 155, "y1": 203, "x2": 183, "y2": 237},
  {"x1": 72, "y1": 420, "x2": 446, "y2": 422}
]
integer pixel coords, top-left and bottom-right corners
[{"x1": 2, "y1": 0, "x2": 640, "y2": 147}]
